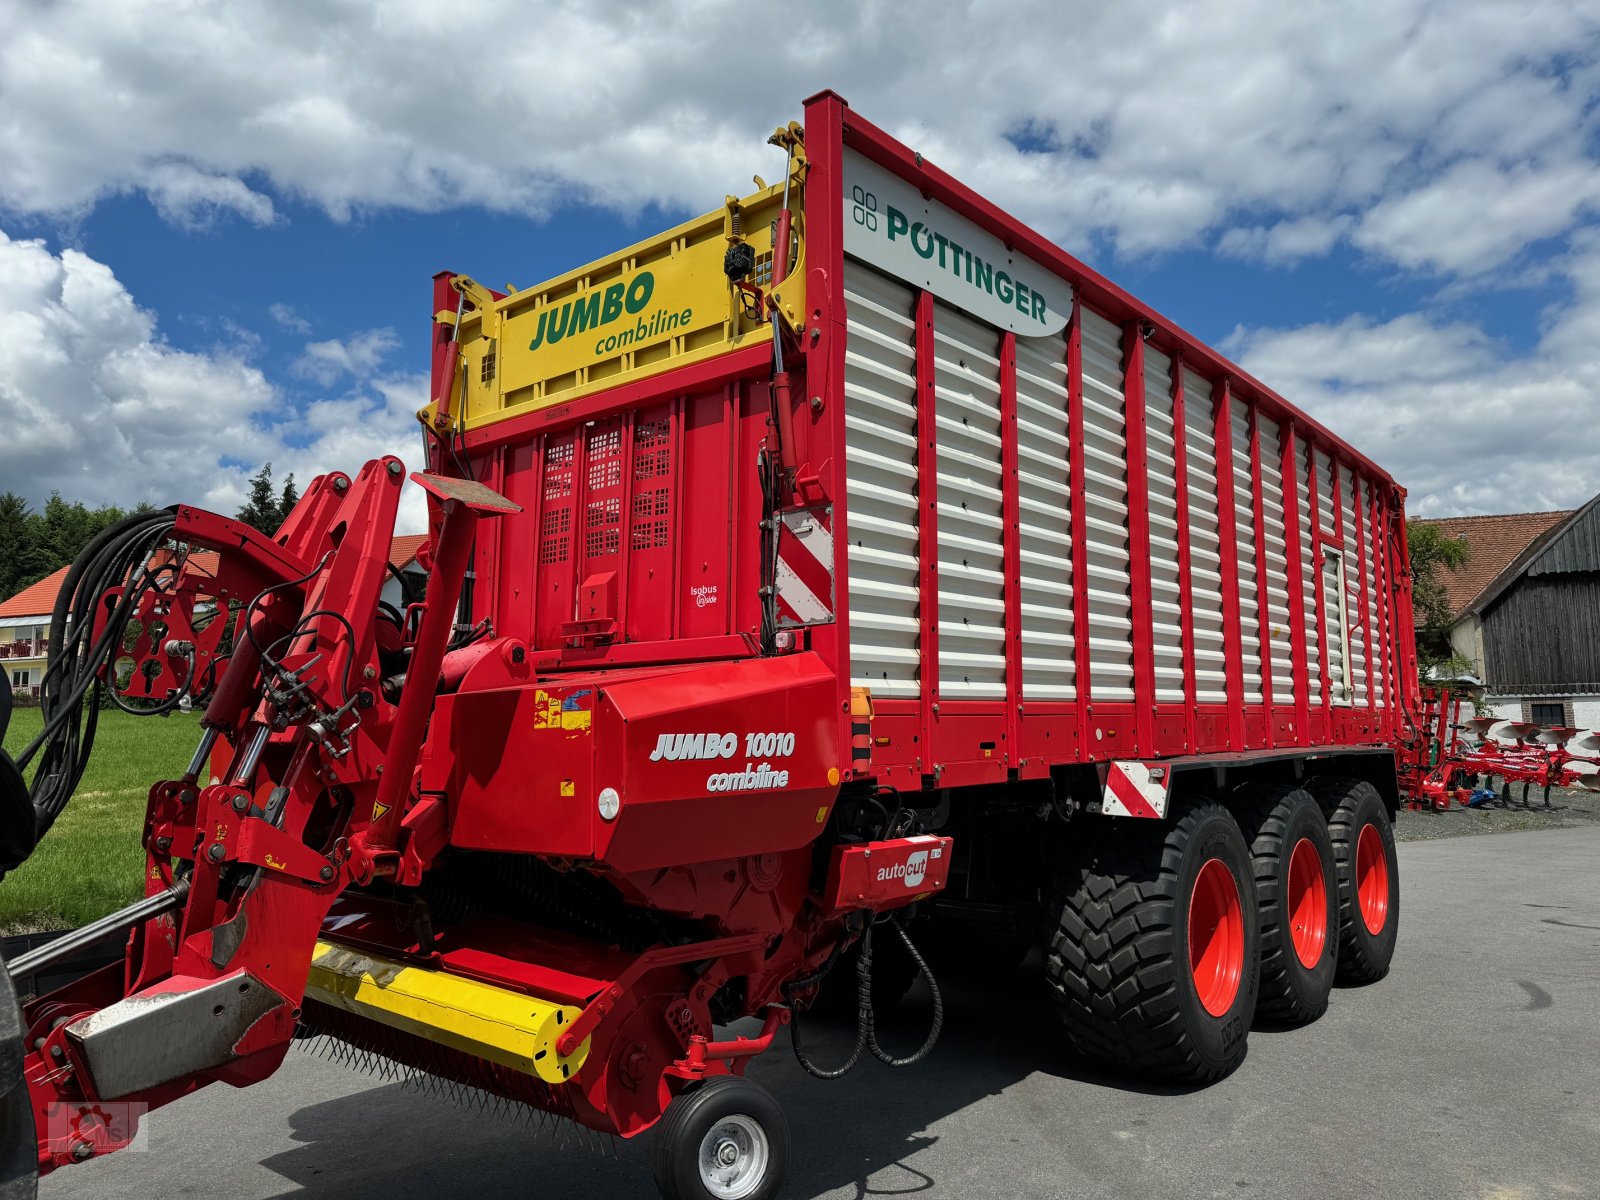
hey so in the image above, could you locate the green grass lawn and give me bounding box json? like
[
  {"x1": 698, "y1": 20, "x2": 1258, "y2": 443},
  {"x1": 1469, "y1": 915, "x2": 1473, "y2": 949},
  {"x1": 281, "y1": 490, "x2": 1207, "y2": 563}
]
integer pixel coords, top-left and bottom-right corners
[{"x1": 1, "y1": 706, "x2": 205, "y2": 934}]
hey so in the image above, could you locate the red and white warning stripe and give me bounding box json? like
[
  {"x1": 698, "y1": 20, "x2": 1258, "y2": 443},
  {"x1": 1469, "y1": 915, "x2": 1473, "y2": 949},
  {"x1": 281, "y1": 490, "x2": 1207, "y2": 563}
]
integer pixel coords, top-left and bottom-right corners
[
  {"x1": 1101, "y1": 761, "x2": 1171, "y2": 819},
  {"x1": 775, "y1": 507, "x2": 835, "y2": 627}
]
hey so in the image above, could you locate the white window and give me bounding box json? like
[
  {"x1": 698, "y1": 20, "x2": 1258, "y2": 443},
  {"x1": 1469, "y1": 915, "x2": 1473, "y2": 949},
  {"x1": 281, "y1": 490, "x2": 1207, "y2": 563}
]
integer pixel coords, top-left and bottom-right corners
[{"x1": 11, "y1": 669, "x2": 29, "y2": 688}]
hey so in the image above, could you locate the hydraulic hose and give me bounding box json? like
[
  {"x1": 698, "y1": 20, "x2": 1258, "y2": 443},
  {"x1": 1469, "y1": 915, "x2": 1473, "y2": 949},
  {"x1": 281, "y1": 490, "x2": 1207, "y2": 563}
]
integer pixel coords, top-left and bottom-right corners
[{"x1": 0, "y1": 511, "x2": 176, "y2": 877}]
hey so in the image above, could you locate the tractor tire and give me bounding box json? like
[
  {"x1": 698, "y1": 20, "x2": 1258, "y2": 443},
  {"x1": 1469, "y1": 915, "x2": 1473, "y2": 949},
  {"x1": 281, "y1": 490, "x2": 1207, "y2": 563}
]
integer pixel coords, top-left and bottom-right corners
[
  {"x1": 1307, "y1": 778, "x2": 1399, "y2": 984},
  {"x1": 1, "y1": 955, "x2": 37, "y2": 1200},
  {"x1": 1044, "y1": 800, "x2": 1259, "y2": 1082},
  {"x1": 650, "y1": 1074, "x2": 789, "y2": 1200},
  {"x1": 1235, "y1": 786, "x2": 1336, "y2": 1025}
]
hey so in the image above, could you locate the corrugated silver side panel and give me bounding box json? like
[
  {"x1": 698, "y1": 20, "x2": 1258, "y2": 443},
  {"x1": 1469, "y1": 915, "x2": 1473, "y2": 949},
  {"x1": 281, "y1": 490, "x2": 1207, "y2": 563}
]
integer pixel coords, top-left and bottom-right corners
[
  {"x1": 1014, "y1": 331, "x2": 1075, "y2": 700},
  {"x1": 1080, "y1": 309, "x2": 1135, "y2": 702},
  {"x1": 1340, "y1": 464, "x2": 1369, "y2": 704},
  {"x1": 1322, "y1": 550, "x2": 1352, "y2": 704},
  {"x1": 842, "y1": 262, "x2": 920, "y2": 697},
  {"x1": 1257, "y1": 414, "x2": 1297, "y2": 700},
  {"x1": 1229, "y1": 398, "x2": 1265, "y2": 703},
  {"x1": 1315, "y1": 450, "x2": 1338, "y2": 538},
  {"x1": 1183, "y1": 369, "x2": 1227, "y2": 704},
  {"x1": 1144, "y1": 347, "x2": 1184, "y2": 703},
  {"x1": 1362, "y1": 477, "x2": 1388, "y2": 709},
  {"x1": 1294, "y1": 442, "x2": 1324, "y2": 698},
  {"x1": 932, "y1": 301, "x2": 1007, "y2": 698}
]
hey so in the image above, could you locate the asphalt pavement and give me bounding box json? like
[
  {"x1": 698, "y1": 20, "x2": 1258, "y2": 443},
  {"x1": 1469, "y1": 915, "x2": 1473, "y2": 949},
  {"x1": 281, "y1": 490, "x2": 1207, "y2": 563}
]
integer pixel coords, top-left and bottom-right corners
[{"x1": 41, "y1": 825, "x2": 1600, "y2": 1200}]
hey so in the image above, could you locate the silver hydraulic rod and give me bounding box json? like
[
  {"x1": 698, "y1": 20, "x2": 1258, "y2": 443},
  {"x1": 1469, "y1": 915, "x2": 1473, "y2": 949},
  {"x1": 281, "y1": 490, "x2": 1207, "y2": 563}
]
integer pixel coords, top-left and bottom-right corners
[{"x1": 6, "y1": 880, "x2": 191, "y2": 980}]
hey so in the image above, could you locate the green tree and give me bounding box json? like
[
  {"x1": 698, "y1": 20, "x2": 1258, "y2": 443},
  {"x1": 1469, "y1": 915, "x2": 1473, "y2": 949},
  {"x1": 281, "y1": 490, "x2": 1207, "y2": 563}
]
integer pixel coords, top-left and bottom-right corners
[
  {"x1": 0, "y1": 493, "x2": 31, "y2": 600},
  {"x1": 1407, "y1": 520, "x2": 1471, "y2": 678},
  {"x1": 277, "y1": 473, "x2": 299, "y2": 526},
  {"x1": 236, "y1": 463, "x2": 282, "y2": 534}
]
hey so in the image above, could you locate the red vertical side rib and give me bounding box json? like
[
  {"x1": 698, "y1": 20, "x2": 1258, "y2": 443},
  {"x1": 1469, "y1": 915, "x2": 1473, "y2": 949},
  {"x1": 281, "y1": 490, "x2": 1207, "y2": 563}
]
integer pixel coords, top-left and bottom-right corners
[
  {"x1": 1067, "y1": 299, "x2": 1091, "y2": 750},
  {"x1": 1351, "y1": 468, "x2": 1377, "y2": 720},
  {"x1": 1248, "y1": 402, "x2": 1276, "y2": 746},
  {"x1": 999, "y1": 330, "x2": 1023, "y2": 766},
  {"x1": 1121, "y1": 321, "x2": 1156, "y2": 755},
  {"x1": 915, "y1": 290, "x2": 940, "y2": 774},
  {"x1": 1305, "y1": 440, "x2": 1333, "y2": 721},
  {"x1": 801, "y1": 91, "x2": 855, "y2": 774},
  {"x1": 1170, "y1": 361, "x2": 1197, "y2": 753},
  {"x1": 1210, "y1": 379, "x2": 1246, "y2": 750},
  {"x1": 1280, "y1": 424, "x2": 1312, "y2": 744}
]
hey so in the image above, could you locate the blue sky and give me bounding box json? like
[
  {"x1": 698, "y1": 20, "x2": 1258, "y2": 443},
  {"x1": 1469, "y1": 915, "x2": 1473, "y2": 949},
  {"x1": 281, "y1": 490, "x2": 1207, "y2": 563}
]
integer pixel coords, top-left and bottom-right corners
[{"x1": 3, "y1": 1, "x2": 1599, "y2": 529}]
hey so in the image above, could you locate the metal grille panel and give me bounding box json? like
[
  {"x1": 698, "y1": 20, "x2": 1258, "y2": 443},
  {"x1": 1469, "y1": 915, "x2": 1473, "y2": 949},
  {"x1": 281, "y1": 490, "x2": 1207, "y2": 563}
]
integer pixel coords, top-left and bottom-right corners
[
  {"x1": 1079, "y1": 309, "x2": 1134, "y2": 702},
  {"x1": 1183, "y1": 370, "x2": 1227, "y2": 704},
  {"x1": 842, "y1": 262, "x2": 921, "y2": 697},
  {"x1": 1014, "y1": 331, "x2": 1075, "y2": 700},
  {"x1": 932, "y1": 302, "x2": 1006, "y2": 698}
]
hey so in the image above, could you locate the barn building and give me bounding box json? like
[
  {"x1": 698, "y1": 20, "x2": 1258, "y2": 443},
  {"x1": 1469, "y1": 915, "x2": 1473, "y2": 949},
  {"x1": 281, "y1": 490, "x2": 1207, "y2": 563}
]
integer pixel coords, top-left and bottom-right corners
[{"x1": 1419, "y1": 497, "x2": 1600, "y2": 729}]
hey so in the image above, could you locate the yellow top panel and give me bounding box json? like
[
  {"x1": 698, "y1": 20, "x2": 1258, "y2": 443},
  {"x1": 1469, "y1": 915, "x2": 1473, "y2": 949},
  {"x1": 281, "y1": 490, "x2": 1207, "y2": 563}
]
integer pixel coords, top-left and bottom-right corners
[{"x1": 432, "y1": 172, "x2": 805, "y2": 432}]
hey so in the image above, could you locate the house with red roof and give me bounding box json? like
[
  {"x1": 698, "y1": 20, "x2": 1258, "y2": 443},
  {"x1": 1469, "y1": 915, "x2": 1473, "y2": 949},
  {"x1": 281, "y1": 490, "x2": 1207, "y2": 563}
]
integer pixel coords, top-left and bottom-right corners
[{"x1": 0, "y1": 567, "x2": 70, "y2": 698}]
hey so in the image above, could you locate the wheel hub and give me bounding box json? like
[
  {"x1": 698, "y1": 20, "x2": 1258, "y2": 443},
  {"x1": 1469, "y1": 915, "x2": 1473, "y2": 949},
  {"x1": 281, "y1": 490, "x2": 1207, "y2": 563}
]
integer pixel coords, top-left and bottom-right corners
[
  {"x1": 1286, "y1": 836, "x2": 1328, "y2": 969},
  {"x1": 698, "y1": 1113, "x2": 769, "y2": 1199},
  {"x1": 1355, "y1": 823, "x2": 1390, "y2": 935},
  {"x1": 1188, "y1": 857, "x2": 1245, "y2": 1018}
]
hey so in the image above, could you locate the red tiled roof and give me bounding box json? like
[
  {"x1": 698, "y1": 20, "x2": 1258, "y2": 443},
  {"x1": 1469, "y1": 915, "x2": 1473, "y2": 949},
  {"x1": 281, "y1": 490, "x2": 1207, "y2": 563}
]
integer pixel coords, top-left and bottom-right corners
[
  {"x1": 389, "y1": 534, "x2": 427, "y2": 570},
  {"x1": 0, "y1": 566, "x2": 71, "y2": 622},
  {"x1": 1411, "y1": 510, "x2": 1573, "y2": 618}
]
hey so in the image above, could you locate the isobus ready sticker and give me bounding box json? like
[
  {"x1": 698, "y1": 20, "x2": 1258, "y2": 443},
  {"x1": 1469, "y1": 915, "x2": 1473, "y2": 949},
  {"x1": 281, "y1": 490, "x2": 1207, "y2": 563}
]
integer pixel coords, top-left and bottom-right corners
[{"x1": 842, "y1": 149, "x2": 1073, "y2": 337}]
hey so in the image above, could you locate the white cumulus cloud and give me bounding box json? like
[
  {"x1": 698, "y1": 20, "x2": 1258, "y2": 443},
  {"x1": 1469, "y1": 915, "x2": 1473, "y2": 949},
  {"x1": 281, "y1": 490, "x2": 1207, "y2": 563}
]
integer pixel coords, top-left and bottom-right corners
[
  {"x1": 0, "y1": 1, "x2": 1596, "y2": 273},
  {"x1": 0, "y1": 231, "x2": 426, "y2": 530},
  {"x1": 1224, "y1": 237, "x2": 1600, "y2": 516}
]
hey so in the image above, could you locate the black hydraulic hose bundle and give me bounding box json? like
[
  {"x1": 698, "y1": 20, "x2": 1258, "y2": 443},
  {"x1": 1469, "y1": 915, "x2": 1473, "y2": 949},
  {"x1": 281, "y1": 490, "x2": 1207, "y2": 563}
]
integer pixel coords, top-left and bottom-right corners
[
  {"x1": 0, "y1": 510, "x2": 176, "y2": 878},
  {"x1": 784, "y1": 916, "x2": 945, "y2": 1080}
]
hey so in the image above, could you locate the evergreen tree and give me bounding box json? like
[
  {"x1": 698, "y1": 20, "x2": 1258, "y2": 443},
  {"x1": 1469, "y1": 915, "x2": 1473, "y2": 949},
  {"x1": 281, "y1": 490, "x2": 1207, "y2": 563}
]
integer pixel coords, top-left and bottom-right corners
[
  {"x1": 236, "y1": 463, "x2": 282, "y2": 534},
  {"x1": 0, "y1": 493, "x2": 31, "y2": 600},
  {"x1": 277, "y1": 473, "x2": 299, "y2": 527}
]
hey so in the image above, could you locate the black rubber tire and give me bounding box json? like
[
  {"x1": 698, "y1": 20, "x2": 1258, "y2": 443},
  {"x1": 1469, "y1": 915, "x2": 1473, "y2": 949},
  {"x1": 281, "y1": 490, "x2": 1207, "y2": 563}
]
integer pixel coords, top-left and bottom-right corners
[
  {"x1": 1044, "y1": 800, "x2": 1259, "y2": 1082},
  {"x1": 650, "y1": 1074, "x2": 789, "y2": 1200},
  {"x1": 1307, "y1": 778, "x2": 1399, "y2": 984},
  {"x1": 1, "y1": 955, "x2": 37, "y2": 1200},
  {"x1": 1235, "y1": 786, "x2": 1336, "y2": 1025}
]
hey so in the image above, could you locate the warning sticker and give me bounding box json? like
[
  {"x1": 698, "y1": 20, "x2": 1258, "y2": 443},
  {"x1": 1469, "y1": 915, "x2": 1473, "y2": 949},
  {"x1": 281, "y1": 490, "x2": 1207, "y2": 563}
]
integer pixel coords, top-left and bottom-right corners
[{"x1": 534, "y1": 688, "x2": 593, "y2": 733}]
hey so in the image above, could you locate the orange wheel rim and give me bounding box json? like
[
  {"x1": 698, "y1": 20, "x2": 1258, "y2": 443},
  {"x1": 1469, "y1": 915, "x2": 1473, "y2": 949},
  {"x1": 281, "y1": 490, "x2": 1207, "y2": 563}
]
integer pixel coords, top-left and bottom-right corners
[{"x1": 1189, "y1": 857, "x2": 1244, "y2": 1017}]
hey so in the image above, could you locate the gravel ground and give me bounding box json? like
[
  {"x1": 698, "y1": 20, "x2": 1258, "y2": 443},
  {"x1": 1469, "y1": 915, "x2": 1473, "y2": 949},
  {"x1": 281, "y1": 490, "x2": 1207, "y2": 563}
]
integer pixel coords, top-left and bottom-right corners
[{"x1": 1395, "y1": 781, "x2": 1600, "y2": 841}]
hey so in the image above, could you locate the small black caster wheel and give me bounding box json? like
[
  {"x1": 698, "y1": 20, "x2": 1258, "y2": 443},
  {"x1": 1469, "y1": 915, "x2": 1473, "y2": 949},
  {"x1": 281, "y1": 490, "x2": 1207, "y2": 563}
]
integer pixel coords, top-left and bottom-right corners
[{"x1": 650, "y1": 1074, "x2": 790, "y2": 1200}]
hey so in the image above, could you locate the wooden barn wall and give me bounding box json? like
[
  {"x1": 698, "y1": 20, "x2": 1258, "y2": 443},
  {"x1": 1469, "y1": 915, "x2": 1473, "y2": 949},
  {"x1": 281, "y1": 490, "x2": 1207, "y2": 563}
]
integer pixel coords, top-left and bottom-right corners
[
  {"x1": 1482, "y1": 573, "x2": 1600, "y2": 691},
  {"x1": 1524, "y1": 501, "x2": 1600, "y2": 577}
]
